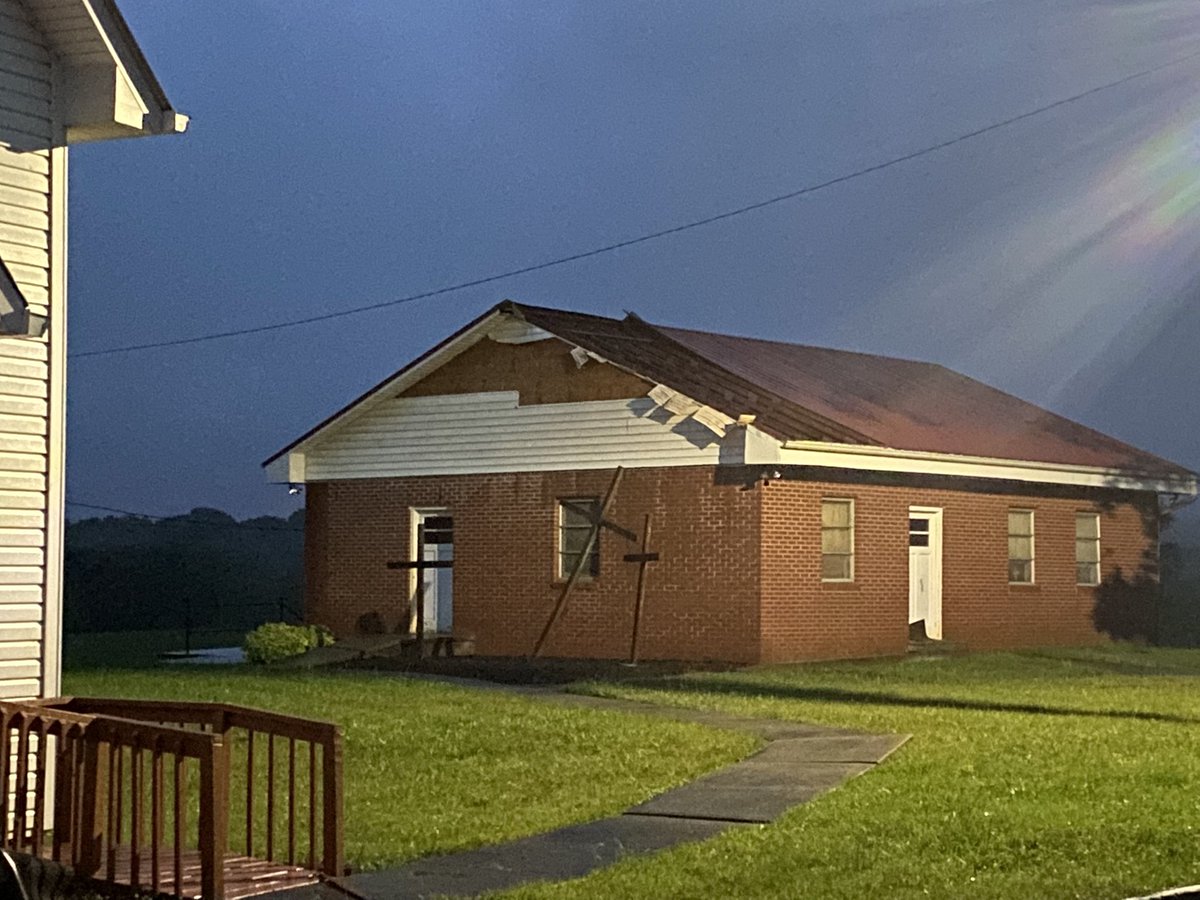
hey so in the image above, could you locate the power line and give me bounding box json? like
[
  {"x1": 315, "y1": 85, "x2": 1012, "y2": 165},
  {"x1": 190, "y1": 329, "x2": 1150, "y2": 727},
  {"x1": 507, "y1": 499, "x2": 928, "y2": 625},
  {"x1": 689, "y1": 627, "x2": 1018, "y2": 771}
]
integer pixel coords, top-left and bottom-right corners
[
  {"x1": 67, "y1": 500, "x2": 163, "y2": 519},
  {"x1": 70, "y1": 45, "x2": 1200, "y2": 360},
  {"x1": 66, "y1": 500, "x2": 302, "y2": 532}
]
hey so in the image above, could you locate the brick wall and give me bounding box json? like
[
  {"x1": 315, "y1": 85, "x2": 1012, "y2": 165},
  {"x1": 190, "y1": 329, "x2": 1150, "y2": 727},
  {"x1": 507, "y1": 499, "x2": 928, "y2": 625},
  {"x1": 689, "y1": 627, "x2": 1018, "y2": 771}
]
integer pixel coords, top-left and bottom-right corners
[
  {"x1": 306, "y1": 466, "x2": 1158, "y2": 664},
  {"x1": 400, "y1": 337, "x2": 650, "y2": 403},
  {"x1": 758, "y1": 474, "x2": 1157, "y2": 662},
  {"x1": 304, "y1": 466, "x2": 762, "y2": 663}
]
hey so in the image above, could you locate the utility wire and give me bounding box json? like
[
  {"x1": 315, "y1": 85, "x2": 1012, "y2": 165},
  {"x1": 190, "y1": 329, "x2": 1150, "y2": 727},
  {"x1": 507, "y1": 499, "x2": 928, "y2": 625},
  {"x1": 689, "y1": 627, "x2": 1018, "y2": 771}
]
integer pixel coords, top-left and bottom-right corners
[
  {"x1": 66, "y1": 500, "x2": 302, "y2": 532},
  {"x1": 67, "y1": 500, "x2": 164, "y2": 519},
  {"x1": 69, "y1": 45, "x2": 1200, "y2": 360}
]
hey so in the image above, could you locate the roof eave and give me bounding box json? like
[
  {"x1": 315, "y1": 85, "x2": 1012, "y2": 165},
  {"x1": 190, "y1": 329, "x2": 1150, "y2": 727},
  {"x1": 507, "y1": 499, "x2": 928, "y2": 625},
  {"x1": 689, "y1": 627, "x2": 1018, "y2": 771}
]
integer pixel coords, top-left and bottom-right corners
[
  {"x1": 262, "y1": 304, "x2": 512, "y2": 468},
  {"x1": 264, "y1": 302, "x2": 1198, "y2": 494},
  {"x1": 24, "y1": 0, "x2": 188, "y2": 145},
  {"x1": 87, "y1": 0, "x2": 188, "y2": 138},
  {"x1": 771, "y1": 439, "x2": 1199, "y2": 495}
]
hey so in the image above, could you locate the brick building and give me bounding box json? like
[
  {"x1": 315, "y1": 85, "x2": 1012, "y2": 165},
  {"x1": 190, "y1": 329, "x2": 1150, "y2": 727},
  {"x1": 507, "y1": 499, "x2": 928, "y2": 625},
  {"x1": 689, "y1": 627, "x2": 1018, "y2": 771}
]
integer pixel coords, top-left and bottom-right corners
[{"x1": 265, "y1": 302, "x2": 1196, "y2": 663}]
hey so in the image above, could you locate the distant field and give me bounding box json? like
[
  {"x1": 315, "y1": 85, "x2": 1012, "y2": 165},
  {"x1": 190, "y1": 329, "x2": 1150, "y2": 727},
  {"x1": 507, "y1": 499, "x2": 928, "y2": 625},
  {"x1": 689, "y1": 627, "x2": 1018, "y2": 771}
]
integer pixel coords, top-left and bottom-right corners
[
  {"x1": 64, "y1": 628, "x2": 247, "y2": 669},
  {"x1": 1162, "y1": 541, "x2": 1200, "y2": 646}
]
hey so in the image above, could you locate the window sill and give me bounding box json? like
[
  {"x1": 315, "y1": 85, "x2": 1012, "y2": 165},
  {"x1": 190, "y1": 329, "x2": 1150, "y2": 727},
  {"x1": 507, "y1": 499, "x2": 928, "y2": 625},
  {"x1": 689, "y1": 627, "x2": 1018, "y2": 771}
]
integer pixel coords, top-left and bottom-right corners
[
  {"x1": 821, "y1": 580, "x2": 859, "y2": 589},
  {"x1": 1008, "y1": 582, "x2": 1040, "y2": 589}
]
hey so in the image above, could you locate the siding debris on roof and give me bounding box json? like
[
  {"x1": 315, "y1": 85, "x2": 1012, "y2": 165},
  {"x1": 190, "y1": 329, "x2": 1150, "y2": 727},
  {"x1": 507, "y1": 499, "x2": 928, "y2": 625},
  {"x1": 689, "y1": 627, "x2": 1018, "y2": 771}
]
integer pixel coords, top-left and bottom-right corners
[
  {"x1": 268, "y1": 301, "x2": 1195, "y2": 483},
  {"x1": 514, "y1": 304, "x2": 1192, "y2": 478}
]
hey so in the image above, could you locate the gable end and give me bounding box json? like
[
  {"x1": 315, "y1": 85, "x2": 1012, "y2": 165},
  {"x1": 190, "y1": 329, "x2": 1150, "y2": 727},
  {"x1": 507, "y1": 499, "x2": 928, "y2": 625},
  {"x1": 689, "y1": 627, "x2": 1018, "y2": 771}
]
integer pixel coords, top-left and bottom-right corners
[{"x1": 400, "y1": 336, "x2": 651, "y2": 406}]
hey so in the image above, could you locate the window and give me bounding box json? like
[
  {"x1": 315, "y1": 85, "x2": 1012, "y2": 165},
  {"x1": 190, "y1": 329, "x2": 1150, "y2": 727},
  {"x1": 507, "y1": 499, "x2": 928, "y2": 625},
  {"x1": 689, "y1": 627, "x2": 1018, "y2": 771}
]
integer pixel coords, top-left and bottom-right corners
[
  {"x1": 821, "y1": 499, "x2": 854, "y2": 581},
  {"x1": 1008, "y1": 510, "x2": 1034, "y2": 583},
  {"x1": 909, "y1": 517, "x2": 930, "y2": 547},
  {"x1": 421, "y1": 515, "x2": 454, "y2": 545},
  {"x1": 1076, "y1": 513, "x2": 1101, "y2": 586},
  {"x1": 558, "y1": 498, "x2": 600, "y2": 579}
]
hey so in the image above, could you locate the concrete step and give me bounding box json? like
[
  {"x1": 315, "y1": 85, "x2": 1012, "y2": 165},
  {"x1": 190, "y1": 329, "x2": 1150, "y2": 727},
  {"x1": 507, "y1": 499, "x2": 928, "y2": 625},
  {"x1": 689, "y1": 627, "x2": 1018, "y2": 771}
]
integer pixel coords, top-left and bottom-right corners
[
  {"x1": 907, "y1": 638, "x2": 959, "y2": 656},
  {"x1": 276, "y1": 633, "x2": 472, "y2": 669}
]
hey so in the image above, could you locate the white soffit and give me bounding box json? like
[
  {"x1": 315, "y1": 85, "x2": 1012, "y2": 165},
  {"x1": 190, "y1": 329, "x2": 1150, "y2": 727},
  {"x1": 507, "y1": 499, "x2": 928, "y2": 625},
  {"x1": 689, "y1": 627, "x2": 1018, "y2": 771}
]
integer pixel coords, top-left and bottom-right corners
[
  {"x1": 749, "y1": 439, "x2": 1198, "y2": 495},
  {"x1": 264, "y1": 451, "x2": 305, "y2": 484},
  {"x1": 24, "y1": 0, "x2": 188, "y2": 143},
  {"x1": 486, "y1": 318, "x2": 553, "y2": 344}
]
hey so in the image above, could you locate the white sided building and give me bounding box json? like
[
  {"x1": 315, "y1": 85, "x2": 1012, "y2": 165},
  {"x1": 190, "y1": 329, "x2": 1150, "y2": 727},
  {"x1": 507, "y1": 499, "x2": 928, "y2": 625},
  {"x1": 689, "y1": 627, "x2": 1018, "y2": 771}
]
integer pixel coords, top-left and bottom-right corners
[{"x1": 0, "y1": 0, "x2": 184, "y2": 698}]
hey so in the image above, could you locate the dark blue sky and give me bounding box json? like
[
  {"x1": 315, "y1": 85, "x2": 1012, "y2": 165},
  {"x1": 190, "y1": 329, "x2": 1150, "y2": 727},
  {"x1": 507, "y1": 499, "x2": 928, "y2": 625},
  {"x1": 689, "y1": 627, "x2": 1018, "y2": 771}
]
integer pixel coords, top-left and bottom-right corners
[{"x1": 66, "y1": 1, "x2": 1200, "y2": 521}]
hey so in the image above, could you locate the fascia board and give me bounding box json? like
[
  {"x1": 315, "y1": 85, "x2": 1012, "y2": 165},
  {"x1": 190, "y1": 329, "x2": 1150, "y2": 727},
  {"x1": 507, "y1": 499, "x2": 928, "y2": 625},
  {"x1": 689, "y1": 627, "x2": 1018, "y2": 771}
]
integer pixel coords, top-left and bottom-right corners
[
  {"x1": 38, "y1": 0, "x2": 187, "y2": 140},
  {"x1": 755, "y1": 440, "x2": 1198, "y2": 494},
  {"x1": 264, "y1": 310, "x2": 507, "y2": 467}
]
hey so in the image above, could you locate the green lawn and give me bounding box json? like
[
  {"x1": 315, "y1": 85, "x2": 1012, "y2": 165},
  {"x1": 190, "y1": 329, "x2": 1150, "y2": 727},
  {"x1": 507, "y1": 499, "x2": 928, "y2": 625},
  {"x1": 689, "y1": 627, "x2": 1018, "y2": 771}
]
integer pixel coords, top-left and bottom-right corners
[
  {"x1": 501, "y1": 644, "x2": 1200, "y2": 899},
  {"x1": 64, "y1": 640, "x2": 1200, "y2": 897},
  {"x1": 64, "y1": 629, "x2": 246, "y2": 668},
  {"x1": 61, "y1": 665, "x2": 755, "y2": 870}
]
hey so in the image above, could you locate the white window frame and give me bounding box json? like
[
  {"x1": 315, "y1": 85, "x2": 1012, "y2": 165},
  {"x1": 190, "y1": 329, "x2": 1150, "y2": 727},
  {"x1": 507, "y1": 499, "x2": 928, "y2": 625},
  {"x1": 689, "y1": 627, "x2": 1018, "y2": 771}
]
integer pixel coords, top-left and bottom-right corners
[
  {"x1": 1007, "y1": 508, "x2": 1035, "y2": 584},
  {"x1": 557, "y1": 497, "x2": 600, "y2": 580},
  {"x1": 821, "y1": 498, "x2": 855, "y2": 583},
  {"x1": 1075, "y1": 512, "x2": 1101, "y2": 587}
]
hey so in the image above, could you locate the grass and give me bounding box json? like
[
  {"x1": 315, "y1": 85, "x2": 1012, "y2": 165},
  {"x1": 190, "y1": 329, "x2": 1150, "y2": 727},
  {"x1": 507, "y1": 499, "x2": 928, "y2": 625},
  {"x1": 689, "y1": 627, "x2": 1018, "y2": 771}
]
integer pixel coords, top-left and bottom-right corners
[
  {"x1": 501, "y1": 644, "x2": 1200, "y2": 900},
  {"x1": 61, "y1": 664, "x2": 755, "y2": 870},
  {"x1": 64, "y1": 629, "x2": 246, "y2": 669}
]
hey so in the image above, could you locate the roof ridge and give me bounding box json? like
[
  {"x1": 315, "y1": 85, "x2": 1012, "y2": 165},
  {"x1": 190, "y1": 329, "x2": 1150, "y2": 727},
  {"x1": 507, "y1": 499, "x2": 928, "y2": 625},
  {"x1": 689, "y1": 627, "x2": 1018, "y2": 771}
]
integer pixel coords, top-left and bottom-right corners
[
  {"x1": 504, "y1": 300, "x2": 624, "y2": 327},
  {"x1": 511, "y1": 301, "x2": 941, "y2": 371},
  {"x1": 269, "y1": 300, "x2": 1195, "y2": 481}
]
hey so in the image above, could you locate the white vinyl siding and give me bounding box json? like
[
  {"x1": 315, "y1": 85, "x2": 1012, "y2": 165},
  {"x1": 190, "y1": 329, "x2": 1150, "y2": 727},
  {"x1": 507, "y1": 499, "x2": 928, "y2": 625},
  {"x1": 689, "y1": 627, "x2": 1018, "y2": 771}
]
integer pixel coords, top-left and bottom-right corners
[
  {"x1": 303, "y1": 393, "x2": 729, "y2": 480},
  {"x1": 0, "y1": 0, "x2": 57, "y2": 700}
]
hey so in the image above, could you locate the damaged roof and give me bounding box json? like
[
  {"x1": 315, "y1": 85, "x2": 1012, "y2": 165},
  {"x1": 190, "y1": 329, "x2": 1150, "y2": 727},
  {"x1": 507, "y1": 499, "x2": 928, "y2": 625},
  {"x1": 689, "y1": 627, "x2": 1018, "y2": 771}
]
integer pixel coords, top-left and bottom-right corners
[
  {"x1": 266, "y1": 300, "x2": 1193, "y2": 481},
  {"x1": 511, "y1": 303, "x2": 1192, "y2": 479}
]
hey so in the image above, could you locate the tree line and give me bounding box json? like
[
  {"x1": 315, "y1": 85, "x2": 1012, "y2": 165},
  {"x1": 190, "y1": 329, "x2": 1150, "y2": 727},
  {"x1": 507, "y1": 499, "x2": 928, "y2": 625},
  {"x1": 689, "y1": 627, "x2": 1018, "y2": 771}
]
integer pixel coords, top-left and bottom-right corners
[
  {"x1": 64, "y1": 507, "x2": 303, "y2": 634},
  {"x1": 61, "y1": 505, "x2": 1200, "y2": 645},
  {"x1": 1162, "y1": 537, "x2": 1200, "y2": 646}
]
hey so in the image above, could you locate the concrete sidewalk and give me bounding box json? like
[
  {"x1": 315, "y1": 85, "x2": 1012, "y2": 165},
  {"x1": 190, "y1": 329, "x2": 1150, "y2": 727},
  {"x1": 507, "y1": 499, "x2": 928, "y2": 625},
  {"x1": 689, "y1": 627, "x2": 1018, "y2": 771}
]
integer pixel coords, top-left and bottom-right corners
[{"x1": 269, "y1": 681, "x2": 909, "y2": 900}]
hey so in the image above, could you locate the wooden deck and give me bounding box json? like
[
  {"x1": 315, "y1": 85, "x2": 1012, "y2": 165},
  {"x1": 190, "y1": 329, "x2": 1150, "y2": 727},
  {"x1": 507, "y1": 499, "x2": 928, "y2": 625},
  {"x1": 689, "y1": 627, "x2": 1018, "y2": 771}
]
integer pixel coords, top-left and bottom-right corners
[
  {"x1": 4, "y1": 697, "x2": 344, "y2": 899},
  {"x1": 98, "y1": 846, "x2": 321, "y2": 899}
]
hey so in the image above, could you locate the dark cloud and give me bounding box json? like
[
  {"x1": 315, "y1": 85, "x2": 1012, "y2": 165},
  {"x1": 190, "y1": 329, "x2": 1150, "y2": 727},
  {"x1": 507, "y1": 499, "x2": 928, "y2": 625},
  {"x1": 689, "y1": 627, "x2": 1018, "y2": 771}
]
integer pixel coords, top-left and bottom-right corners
[{"x1": 66, "y1": 0, "x2": 1200, "y2": 518}]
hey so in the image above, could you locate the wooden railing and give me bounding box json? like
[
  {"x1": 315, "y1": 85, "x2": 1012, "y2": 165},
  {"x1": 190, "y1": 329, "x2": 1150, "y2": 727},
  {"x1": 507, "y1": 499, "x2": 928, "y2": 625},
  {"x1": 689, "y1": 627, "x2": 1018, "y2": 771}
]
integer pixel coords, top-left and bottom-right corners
[
  {"x1": 0, "y1": 702, "x2": 91, "y2": 861},
  {"x1": 1, "y1": 697, "x2": 343, "y2": 899}
]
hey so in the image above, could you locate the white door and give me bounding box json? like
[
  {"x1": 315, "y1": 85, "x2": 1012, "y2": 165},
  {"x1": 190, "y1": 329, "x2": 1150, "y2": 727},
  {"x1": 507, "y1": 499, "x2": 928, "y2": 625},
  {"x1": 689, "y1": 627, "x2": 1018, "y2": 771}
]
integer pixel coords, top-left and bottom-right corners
[
  {"x1": 413, "y1": 511, "x2": 453, "y2": 634},
  {"x1": 908, "y1": 508, "x2": 943, "y2": 640}
]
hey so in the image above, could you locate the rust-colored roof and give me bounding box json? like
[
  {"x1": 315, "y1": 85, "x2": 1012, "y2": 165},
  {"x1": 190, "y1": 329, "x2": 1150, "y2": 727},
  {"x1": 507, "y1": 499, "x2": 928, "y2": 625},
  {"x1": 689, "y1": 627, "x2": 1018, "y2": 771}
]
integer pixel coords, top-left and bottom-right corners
[
  {"x1": 514, "y1": 303, "x2": 1192, "y2": 478},
  {"x1": 516, "y1": 305, "x2": 872, "y2": 445}
]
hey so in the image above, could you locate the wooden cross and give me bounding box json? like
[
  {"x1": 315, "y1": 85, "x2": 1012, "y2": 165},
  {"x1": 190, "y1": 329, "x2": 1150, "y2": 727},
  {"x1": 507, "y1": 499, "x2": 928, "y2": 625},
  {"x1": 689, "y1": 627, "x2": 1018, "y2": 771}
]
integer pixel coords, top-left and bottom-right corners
[
  {"x1": 386, "y1": 523, "x2": 452, "y2": 651},
  {"x1": 533, "y1": 467, "x2": 625, "y2": 657},
  {"x1": 558, "y1": 498, "x2": 637, "y2": 543},
  {"x1": 533, "y1": 468, "x2": 670, "y2": 661},
  {"x1": 624, "y1": 513, "x2": 659, "y2": 665}
]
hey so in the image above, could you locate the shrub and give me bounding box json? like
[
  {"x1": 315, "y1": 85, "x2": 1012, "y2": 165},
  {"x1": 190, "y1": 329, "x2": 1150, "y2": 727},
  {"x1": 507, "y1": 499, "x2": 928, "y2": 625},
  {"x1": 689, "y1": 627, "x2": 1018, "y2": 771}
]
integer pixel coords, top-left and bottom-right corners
[{"x1": 243, "y1": 622, "x2": 334, "y2": 664}]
